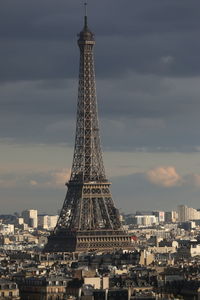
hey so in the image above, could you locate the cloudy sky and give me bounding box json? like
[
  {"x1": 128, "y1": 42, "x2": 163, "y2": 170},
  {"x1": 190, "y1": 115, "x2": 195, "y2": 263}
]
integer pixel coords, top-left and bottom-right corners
[{"x1": 1, "y1": 0, "x2": 200, "y2": 214}]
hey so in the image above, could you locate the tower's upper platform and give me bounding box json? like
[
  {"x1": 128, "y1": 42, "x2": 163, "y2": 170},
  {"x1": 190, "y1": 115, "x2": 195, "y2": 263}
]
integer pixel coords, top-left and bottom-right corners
[{"x1": 78, "y1": 16, "x2": 95, "y2": 44}]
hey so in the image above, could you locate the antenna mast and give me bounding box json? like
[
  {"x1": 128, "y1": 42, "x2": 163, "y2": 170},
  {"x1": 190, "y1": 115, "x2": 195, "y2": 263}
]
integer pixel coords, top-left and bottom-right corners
[
  {"x1": 84, "y1": 1, "x2": 88, "y2": 28},
  {"x1": 84, "y1": 1, "x2": 87, "y2": 17}
]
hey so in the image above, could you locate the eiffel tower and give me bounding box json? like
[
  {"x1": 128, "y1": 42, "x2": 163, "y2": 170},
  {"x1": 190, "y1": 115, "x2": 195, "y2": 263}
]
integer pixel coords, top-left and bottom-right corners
[{"x1": 44, "y1": 9, "x2": 132, "y2": 253}]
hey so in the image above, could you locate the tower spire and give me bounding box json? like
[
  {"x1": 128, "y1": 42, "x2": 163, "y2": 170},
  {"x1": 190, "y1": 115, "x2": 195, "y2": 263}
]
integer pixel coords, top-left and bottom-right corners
[{"x1": 84, "y1": 1, "x2": 88, "y2": 29}]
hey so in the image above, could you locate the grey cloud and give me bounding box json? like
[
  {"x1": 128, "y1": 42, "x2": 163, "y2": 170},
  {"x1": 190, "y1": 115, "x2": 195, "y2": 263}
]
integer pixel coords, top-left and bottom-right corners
[
  {"x1": 1, "y1": 0, "x2": 200, "y2": 83},
  {"x1": 1, "y1": 1, "x2": 200, "y2": 152},
  {"x1": 1, "y1": 73, "x2": 200, "y2": 151},
  {"x1": 1, "y1": 1, "x2": 199, "y2": 39},
  {"x1": 0, "y1": 40, "x2": 77, "y2": 82}
]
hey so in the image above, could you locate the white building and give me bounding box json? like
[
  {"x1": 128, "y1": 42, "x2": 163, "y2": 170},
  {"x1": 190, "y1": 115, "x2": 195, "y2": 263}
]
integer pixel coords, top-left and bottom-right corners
[
  {"x1": 134, "y1": 215, "x2": 158, "y2": 226},
  {"x1": 22, "y1": 209, "x2": 38, "y2": 228},
  {"x1": 38, "y1": 215, "x2": 48, "y2": 229},
  {"x1": 18, "y1": 218, "x2": 24, "y2": 225},
  {"x1": 177, "y1": 205, "x2": 200, "y2": 222},
  {"x1": 190, "y1": 244, "x2": 200, "y2": 257},
  {"x1": 153, "y1": 211, "x2": 165, "y2": 223},
  {"x1": 0, "y1": 224, "x2": 14, "y2": 235},
  {"x1": 38, "y1": 215, "x2": 58, "y2": 230},
  {"x1": 48, "y1": 215, "x2": 58, "y2": 229}
]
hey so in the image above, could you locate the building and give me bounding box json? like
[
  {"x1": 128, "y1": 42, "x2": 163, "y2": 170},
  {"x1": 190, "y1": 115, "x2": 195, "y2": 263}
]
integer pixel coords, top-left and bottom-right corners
[
  {"x1": 17, "y1": 276, "x2": 69, "y2": 300},
  {"x1": 93, "y1": 289, "x2": 129, "y2": 300},
  {"x1": 165, "y1": 211, "x2": 178, "y2": 223},
  {"x1": 153, "y1": 211, "x2": 165, "y2": 223},
  {"x1": 22, "y1": 209, "x2": 38, "y2": 228},
  {"x1": 0, "y1": 224, "x2": 14, "y2": 235},
  {"x1": 0, "y1": 279, "x2": 20, "y2": 299},
  {"x1": 84, "y1": 277, "x2": 109, "y2": 289},
  {"x1": 38, "y1": 215, "x2": 48, "y2": 229},
  {"x1": 134, "y1": 215, "x2": 158, "y2": 226},
  {"x1": 44, "y1": 10, "x2": 132, "y2": 252},
  {"x1": 177, "y1": 205, "x2": 200, "y2": 222},
  {"x1": 38, "y1": 215, "x2": 58, "y2": 230},
  {"x1": 17, "y1": 217, "x2": 24, "y2": 225},
  {"x1": 139, "y1": 250, "x2": 155, "y2": 266},
  {"x1": 48, "y1": 215, "x2": 58, "y2": 229},
  {"x1": 177, "y1": 241, "x2": 200, "y2": 258}
]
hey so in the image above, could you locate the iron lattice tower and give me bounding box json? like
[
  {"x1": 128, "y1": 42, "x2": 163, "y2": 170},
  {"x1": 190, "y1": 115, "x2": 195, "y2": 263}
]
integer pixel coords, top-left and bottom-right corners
[{"x1": 44, "y1": 14, "x2": 132, "y2": 253}]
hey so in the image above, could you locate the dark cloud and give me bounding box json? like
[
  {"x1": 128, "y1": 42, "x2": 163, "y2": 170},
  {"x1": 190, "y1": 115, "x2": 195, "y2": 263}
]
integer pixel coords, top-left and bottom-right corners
[
  {"x1": 1, "y1": 75, "x2": 200, "y2": 151},
  {"x1": 1, "y1": 0, "x2": 200, "y2": 151},
  {"x1": 1, "y1": 0, "x2": 200, "y2": 82}
]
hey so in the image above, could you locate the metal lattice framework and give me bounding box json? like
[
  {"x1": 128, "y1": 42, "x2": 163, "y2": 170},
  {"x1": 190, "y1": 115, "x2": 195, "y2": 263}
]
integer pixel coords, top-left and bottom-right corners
[
  {"x1": 71, "y1": 29, "x2": 105, "y2": 183},
  {"x1": 44, "y1": 15, "x2": 132, "y2": 253},
  {"x1": 54, "y1": 17, "x2": 122, "y2": 233}
]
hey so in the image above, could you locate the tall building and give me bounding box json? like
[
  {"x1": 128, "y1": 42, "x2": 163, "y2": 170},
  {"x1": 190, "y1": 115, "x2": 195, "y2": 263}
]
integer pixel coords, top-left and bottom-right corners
[
  {"x1": 152, "y1": 211, "x2": 165, "y2": 223},
  {"x1": 22, "y1": 209, "x2": 38, "y2": 228},
  {"x1": 165, "y1": 211, "x2": 178, "y2": 223},
  {"x1": 134, "y1": 215, "x2": 158, "y2": 226},
  {"x1": 177, "y1": 205, "x2": 200, "y2": 222},
  {"x1": 38, "y1": 215, "x2": 48, "y2": 229},
  {"x1": 38, "y1": 215, "x2": 58, "y2": 230},
  {"x1": 48, "y1": 215, "x2": 58, "y2": 229},
  {"x1": 44, "y1": 11, "x2": 132, "y2": 252}
]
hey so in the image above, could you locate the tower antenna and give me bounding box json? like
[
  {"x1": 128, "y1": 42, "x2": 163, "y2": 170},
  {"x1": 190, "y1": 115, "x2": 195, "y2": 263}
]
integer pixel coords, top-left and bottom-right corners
[
  {"x1": 84, "y1": 1, "x2": 87, "y2": 16},
  {"x1": 84, "y1": 1, "x2": 88, "y2": 28}
]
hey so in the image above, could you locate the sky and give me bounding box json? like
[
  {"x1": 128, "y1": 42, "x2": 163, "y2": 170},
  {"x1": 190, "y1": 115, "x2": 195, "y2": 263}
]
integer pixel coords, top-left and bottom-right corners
[{"x1": 1, "y1": 0, "x2": 200, "y2": 214}]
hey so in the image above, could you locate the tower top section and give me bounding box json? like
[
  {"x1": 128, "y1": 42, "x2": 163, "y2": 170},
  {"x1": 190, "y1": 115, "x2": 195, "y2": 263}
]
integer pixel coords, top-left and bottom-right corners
[
  {"x1": 78, "y1": 1, "x2": 95, "y2": 44},
  {"x1": 70, "y1": 1, "x2": 106, "y2": 183}
]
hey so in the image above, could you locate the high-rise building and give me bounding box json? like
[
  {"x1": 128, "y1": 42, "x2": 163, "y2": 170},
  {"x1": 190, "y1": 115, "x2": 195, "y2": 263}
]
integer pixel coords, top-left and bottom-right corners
[
  {"x1": 44, "y1": 11, "x2": 132, "y2": 252},
  {"x1": 48, "y1": 215, "x2": 58, "y2": 229},
  {"x1": 38, "y1": 215, "x2": 59, "y2": 230},
  {"x1": 38, "y1": 215, "x2": 48, "y2": 229},
  {"x1": 22, "y1": 209, "x2": 38, "y2": 228},
  {"x1": 177, "y1": 205, "x2": 200, "y2": 222},
  {"x1": 178, "y1": 205, "x2": 187, "y2": 222},
  {"x1": 134, "y1": 215, "x2": 158, "y2": 226},
  {"x1": 153, "y1": 211, "x2": 165, "y2": 223},
  {"x1": 165, "y1": 211, "x2": 178, "y2": 223}
]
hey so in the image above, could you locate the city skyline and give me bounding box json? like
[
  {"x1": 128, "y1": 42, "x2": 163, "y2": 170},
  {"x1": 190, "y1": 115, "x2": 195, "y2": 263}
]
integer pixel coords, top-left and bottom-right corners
[{"x1": 1, "y1": 0, "x2": 200, "y2": 213}]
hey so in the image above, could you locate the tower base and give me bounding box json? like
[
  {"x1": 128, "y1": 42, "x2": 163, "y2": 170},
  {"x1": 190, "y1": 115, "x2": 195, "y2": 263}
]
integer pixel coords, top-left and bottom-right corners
[{"x1": 44, "y1": 230, "x2": 133, "y2": 253}]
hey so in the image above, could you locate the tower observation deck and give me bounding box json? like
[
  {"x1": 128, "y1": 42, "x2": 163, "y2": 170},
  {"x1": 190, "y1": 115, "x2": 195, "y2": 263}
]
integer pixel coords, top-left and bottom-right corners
[{"x1": 44, "y1": 12, "x2": 133, "y2": 253}]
